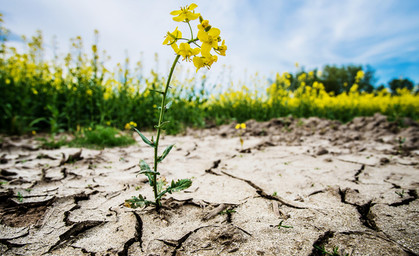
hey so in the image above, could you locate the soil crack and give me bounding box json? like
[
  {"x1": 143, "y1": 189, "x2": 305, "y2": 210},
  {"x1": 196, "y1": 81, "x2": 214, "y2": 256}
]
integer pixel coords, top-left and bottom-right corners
[
  {"x1": 221, "y1": 171, "x2": 307, "y2": 209},
  {"x1": 308, "y1": 230, "x2": 335, "y2": 256},
  {"x1": 47, "y1": 220, "x2": 105, "y2": 253},
  {"x1": 205, "y1": 159, "x2": 221, "y2": 175},
  {"x1": 339, "y1": 188, "x2": 379, "y2": 231}
]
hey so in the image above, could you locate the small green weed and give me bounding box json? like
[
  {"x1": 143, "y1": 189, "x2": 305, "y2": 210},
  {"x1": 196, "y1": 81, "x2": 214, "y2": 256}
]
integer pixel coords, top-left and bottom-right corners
[
  {"x1": 275, "y1": 220, "x2": 293, "y2": 229},
  {"x1": 17, "y1": 191, "x2": 23, "y2": 202},
  {"x1": 397, "y1": 136, "x2": 406, "y2": 154},
  {"x1": 219, "y1": 209, "x2": 237, "y2": 215},
  {"x1": 314, "y1": 245, "x2": 349, "y2": 256},
  {"x1": 395, "y1": 189, "x2": 405, "y2": 198}
]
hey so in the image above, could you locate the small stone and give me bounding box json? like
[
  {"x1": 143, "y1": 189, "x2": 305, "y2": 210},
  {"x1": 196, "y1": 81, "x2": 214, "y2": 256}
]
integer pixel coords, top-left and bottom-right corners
[
  {"x1": 316, "y1": 147, "x2": 329, "y2": 156},
  {"x1": 380, "y1": 157, "x2": 390, "y2": 165}
]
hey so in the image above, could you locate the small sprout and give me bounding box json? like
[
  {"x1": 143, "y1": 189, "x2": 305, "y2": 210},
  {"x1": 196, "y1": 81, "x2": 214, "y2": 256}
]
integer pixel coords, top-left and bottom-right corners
[
  {"x1": 395, "y1": 189, "x2": 405, "y2": 198},
  {"x1": 219, "y1": 209, "x2": 236, "y2": 215},
  {"x1": 135, "y1": 186, "x2": 142, "y2": 191},
  {"x1": 397, "y1": 136, "x2": 406, "y2": 154},
  {"x1": 314, "y1": 245, "x2": 349, "y2": 256},
  {"x1": 275, "y1": 220, "x2": 293, "y2": 229},
  {"x1": 17, "y1": 192, "x2": 23, "y2": 202},
  {"x1": 272, "y1": 191, "x2": 278, "y2": 196},
  {"x1": 0, "y1": 181, "x2": 8, "y2": 186},
  {"x1": 25, "y1": 188, "x2": 32, "y2": 193}
]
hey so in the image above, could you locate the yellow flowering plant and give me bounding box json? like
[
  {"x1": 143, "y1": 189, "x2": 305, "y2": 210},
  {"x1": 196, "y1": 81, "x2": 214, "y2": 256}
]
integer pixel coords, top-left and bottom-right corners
[
  {"x1": 235, "y1": 123, "x2": 246, "y2": 148},
  {"x1": 125, "y1": 3, "x2": 226, "y2": 210}
]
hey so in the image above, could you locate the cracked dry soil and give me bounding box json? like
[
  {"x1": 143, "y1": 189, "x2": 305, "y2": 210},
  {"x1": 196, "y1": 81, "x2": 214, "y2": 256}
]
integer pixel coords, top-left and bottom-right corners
[{"x1": 0, "y1": 114, "x2": 418, "y2": 255}]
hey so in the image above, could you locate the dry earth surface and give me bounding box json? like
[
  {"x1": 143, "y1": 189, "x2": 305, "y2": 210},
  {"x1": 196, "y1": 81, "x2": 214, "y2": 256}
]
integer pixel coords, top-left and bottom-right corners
[{"x1": 0, "y1": 113, "x2": 418, "y2": 256}]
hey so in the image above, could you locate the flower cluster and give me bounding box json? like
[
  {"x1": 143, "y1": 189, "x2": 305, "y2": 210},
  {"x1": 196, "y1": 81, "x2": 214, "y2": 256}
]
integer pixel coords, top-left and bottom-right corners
[
  {"x1": 163, "y1": 3, "x2": 227, "y2": 72},
  {"x1": 125, "y1": 121, "x2": 137, "y2": 130},
  {"x1": 235, "y1": 123, "x2": 246, "y2": 130}
]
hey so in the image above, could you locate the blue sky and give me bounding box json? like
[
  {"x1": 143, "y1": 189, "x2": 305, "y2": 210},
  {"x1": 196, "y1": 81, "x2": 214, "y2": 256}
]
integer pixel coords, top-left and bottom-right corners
[{"x1": 1, "y1": 0, "x2": 419, "y2": 86}]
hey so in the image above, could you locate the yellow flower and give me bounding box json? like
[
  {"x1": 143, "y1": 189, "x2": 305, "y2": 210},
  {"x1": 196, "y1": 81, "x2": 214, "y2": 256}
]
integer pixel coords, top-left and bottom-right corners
[
  {"x1": 32, "y1": 88, "x2": 38, "y2": 95},
  {"x1": 32, "y1": 130, "x2": 36, "y2": 135},
  {"x1": 235, "y1": 123, "x2": 246, "y2": 130},
  {"x1": 197, "y1": 19, "x2": 210, "y2": 31},
  {"x1": 214, "y1": 40, "x2": 227, "y2": 56},
  {"x1": 174, "y1": 43, "x2": 200, "y2": 61},
  {"x1": 193, "y1": 55, "x2": 218, "y2": 72},
  {"x1": 170, "y1": 3, "x2": 200, "y2": 22},
  {"x1": 197, "y1": 27, "x2": 221, "y2": 57},
  {"x1": 355, "y1": 70, "x2": 365, "y2": 82},
  {"x1": 86, "y1": 89, "x2": 93, "y2": 96},
  {"x1": 125, "y1": 121, "x2": 137, "y2": 130},
  {"x1": 163, "y1": 27, "x2": 182, "y2": 45}
]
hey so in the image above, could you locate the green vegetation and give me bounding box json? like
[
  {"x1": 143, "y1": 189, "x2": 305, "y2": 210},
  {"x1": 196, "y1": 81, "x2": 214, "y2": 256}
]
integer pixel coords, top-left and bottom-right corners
[
  {"x1": 314, "y1": 245, "x2": 350, "y2": 256},
  {"x1": 69, "y1": 125, "x2": 135, "y2": 149},
  {"x1": 1, "y1": 13, "x2": 418, "y2": 137}
]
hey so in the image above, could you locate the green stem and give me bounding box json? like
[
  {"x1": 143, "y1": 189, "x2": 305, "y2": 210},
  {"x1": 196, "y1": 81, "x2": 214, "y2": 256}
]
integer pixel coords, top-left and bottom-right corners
[
  {"x1": 187, "y1": 21, "x2": 194, "y2": 39},
  {"x1": 153, "y1": 54, "x2": 181, "y2": 209}
]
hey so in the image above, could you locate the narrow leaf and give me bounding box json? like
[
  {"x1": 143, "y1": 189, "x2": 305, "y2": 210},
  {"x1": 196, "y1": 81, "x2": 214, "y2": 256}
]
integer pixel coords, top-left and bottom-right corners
[
  {"x1": 139, "y1": 160, "x2": 156, "y2": 186},
  {"x1": 132, "y1": 127, "x2": 155, "y2": 148},
  {"x1": 157, "y1": 179, "x2": 192, "y2": 200},
  {"x1": 157, "y1": 144, "x2": 174, "y2": 163},
  {"x1": 139, "y1": 160, "x2": 151, "y2": 171},
  {"x1": 156, "y1": 178, "x2": 167, "y2": 194},
  {"x1": 149, "y1": 89, "x2": 164, "y2": 95},
  {"x1": 154, "y1": 121, "x2": 170, "y2": 129},
  {"x1": 170, "y1": 179, "x2": 192, "y2": 192}
]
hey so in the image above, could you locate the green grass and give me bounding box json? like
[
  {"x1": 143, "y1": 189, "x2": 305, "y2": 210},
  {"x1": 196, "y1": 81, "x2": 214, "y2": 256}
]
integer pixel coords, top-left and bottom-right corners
[{"x1": 69, "y1": 125, "x2": 136, "y2": 149}]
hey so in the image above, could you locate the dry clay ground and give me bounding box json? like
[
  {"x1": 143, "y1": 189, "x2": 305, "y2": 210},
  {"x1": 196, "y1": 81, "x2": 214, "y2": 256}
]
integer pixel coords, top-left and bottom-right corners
[{"x1": 0, "y1": 113, "x2": 418, "y2": 256}]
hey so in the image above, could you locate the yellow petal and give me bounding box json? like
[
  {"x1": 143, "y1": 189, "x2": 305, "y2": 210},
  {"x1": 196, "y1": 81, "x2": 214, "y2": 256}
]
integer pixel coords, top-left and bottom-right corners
[
  {"x1": 187, "y1": 13, "x2": 200, "y2": 20},
  {"x1": 189, "y1": 3, "x2": 198, "y2": 10},
  {"x1": 171, "y1": 43, "x2": 179, "y2": 53},
  {"x1": 192, "y1": 47, "x2": 200, "y2": 55},
  {"x1": 173, "y1": 15, "x2": 185, "y2": 22},
  {"x1": 209, "y1": 27, "x2": 220, "y2": 37},
  {"x1": 179, "y1": 42, "x2": 188, "y2": 51},
  {"x1": 197, "y1": 29, "x2": 209, "y2": 42},
  {"x1": 201, "y1": 43, "x2": 212, "y2": 57},
  {"x1": 170, "y1": 10, "x2": 182, "y2": 15}
]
